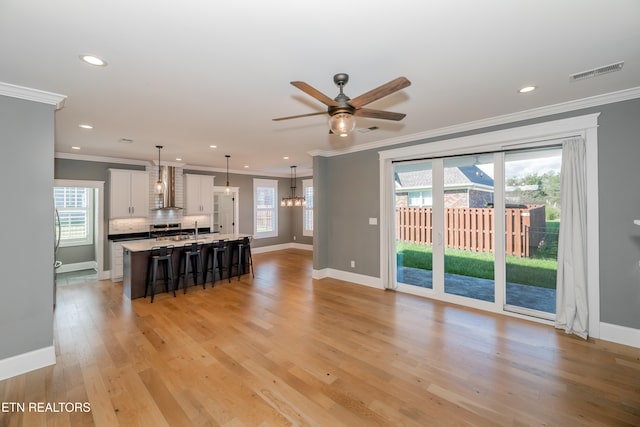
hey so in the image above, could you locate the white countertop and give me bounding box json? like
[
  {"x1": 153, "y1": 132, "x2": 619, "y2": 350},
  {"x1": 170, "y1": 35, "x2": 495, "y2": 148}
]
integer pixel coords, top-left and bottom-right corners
[{"x1": 121, "y1": 233, "x2": 252, "y2": 252}]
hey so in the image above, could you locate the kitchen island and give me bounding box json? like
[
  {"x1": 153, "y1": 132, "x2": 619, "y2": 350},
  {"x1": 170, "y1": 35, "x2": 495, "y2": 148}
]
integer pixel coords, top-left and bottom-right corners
[{"x1": 121, "y1": 233, "x2": 252, "y2": 300}]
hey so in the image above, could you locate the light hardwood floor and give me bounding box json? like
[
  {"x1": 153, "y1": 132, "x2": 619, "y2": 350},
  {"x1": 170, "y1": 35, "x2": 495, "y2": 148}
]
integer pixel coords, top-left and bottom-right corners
[{"x1": 1, "y1": 249, "x2": 639, "y2": 426}]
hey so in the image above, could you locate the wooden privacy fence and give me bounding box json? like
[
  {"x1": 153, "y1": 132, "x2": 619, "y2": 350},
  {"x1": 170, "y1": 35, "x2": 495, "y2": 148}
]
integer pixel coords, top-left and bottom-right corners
[{"x1": 396, "y1": 205, "x2": 546, "y2": 257}]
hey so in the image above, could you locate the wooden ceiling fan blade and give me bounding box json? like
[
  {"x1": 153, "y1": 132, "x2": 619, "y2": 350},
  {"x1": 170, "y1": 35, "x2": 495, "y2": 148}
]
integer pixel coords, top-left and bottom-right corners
[
  {"x1": 290, "y1": 81, "x2": 339, "y2": 107},
  {"x1": 355, "y1": 108, "x2": 406, "y2": 121},
  {"x1": 348, "y1": 77, "x2": 411, "y2": 108},
  {"x1": 272, "y1": 111, "x2": 327, "y2": 121}
]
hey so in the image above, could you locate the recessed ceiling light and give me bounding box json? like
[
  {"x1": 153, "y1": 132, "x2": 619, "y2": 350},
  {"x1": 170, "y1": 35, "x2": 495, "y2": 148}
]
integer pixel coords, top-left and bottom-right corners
[
  {"x1": 175, "y1": 158, "x2": 182, "y2": 161},
  {"x1": 244, "y1": 165, "x2": 249, "y2": 168},
  {"x1": 71, "y1": 146, "x2": 81, "y2": 150},
  {"x1": 78, "y1": 124, "x2": 93, "y2": 129},
  {"x1": 283, "y1": 156, "x2": 289, "y2": 160},
  {"x1": 518, "y1": 85, "x2": 537, "y2": 93},
  {"x1": 209, "y1": 145, "x2": 217, "y2": 149},
  {"x1": 79, "y1": 54, "x2": 107, "y2": 67}
]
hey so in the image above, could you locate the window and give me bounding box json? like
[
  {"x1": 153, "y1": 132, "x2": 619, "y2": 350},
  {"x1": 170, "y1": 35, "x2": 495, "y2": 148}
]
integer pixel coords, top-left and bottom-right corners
[
  {"x1": 54, "y1": 187, "x2": 93, "y2": 246},
  {"x1": 253, "y1": 179, "x2": 278, "y2": 238},
  {"x1": 408, "y1": 190, "x2": 432, "y2": 207},
  {"x1": 303, "y1": 179, "x2": 313, "y2": 236}
]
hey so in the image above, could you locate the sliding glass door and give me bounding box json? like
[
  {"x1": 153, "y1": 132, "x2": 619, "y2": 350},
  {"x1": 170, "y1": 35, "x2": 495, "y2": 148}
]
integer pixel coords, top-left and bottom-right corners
[
  {"x1": 443, "y1": 154, "x2": 496, "y2": 303},
  {"x1": 393, "y1": 147, "x2": 561, "y2": 319},
  {"x1": 394, "y1": 161, "x2": 434, "y2": 289},
  {"x1": 504, "y1": 148, "x2": 562, "y2": 317}
]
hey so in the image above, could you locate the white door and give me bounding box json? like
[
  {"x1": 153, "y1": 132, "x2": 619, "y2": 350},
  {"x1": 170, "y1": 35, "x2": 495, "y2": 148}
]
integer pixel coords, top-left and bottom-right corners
[{"x1": 213, "y1": 187, "x2": 238, "y2": 234}]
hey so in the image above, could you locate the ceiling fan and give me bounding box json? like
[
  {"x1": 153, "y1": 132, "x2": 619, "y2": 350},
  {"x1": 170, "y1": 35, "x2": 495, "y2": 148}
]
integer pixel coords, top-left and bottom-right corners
[{"x1": 273, "y1": 73, "x2": 411, "y2": 137}]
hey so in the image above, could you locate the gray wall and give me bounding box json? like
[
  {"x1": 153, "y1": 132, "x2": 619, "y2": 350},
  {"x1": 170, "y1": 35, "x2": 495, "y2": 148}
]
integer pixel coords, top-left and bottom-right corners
[
  {"x1": 315, "y1": 98, "x2": 640, "y2": 330},
  {"x1": 58, "y1": 244, "x2": 94, "y2": 265},
  {"x1": 315, "y1": 150, "x2": 381, "y2": 275},
  {"x1": 0, "y1": 95, "x2": 55, "y2": 359},
  {"x1": 313, "y1": 156, "x2": 329, "y2": 269},
  {"x1": 597, "y1": 99, "x2": 640, "y2": 329}
]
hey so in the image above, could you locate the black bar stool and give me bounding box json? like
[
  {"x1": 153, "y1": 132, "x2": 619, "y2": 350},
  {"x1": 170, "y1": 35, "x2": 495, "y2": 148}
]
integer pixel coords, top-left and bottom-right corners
[
  {"x1": 231, "y1": 236, "x2": 254, "y2": 281},
  {"x1": 177, "y1": 242, "x2": 204, "y2": 293},
  {"x1": 203, "y1": 239, "x2": 228, "y2": 286},
  {"x1": 144, "y1": 245, "x2": 176, "y2": 303}
]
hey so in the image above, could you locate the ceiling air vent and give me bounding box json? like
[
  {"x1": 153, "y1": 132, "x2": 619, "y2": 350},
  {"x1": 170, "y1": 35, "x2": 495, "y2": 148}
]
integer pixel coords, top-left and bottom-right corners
[
  {"x1": 118, "y1": 138, "x2": 134, "y2": 144},
  {"x1": 570, "y1": 61, "x2": 624, "y2": 82},
  {"x1": 358, "y1": 126, "x2": 379, "y2": 133}
]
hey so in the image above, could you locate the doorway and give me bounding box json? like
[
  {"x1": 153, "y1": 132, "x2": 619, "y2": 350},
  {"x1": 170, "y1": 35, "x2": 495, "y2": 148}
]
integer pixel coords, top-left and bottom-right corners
[
  {"x1": 53, "y1": 179, "x2": 105, "y2": 280},
  {"x1": 380, "y1": 114, "x2": 600, "y2": 330},
  {"x1": 393, "y1": 148, "x2": 561, "y2": 319},
  {"x1": 213, "y1": 186, "x2": 239, "y2": 234}
]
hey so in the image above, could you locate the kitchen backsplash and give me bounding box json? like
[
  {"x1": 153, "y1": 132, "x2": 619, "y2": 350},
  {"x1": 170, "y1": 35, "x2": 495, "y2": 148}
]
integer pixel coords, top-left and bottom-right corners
[{"x1": 109, "y1": 215, "x2": 211, "y2": 235}]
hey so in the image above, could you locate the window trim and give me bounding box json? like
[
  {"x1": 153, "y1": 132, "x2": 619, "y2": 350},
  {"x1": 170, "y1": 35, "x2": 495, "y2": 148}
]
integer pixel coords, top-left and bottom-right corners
[
  {"x1": 302, "y1": 178, "x2": 313, "y2": 237},
  {"x1": 253, "y1": 178, "x2": 278, "y2": 239},
  {"x1": 54, "y1": 186, "x2": 94, "y2": 247}
]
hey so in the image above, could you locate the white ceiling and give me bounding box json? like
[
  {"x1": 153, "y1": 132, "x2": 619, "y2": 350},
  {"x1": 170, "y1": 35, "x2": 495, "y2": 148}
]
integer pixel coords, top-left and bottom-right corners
[{"x1": 1, "y1": 1, "x2": 639, "y2": 176}]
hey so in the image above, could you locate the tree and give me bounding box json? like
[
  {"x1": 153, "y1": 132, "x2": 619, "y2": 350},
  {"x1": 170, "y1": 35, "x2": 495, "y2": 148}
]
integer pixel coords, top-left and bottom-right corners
[{"x1": 506, "y1": 171, "x2": 561, "y2": 219}]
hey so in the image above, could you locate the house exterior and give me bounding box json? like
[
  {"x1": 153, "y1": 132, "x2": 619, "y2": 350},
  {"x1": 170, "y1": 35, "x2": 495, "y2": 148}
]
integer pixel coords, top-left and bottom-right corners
[{"x1": 395, "y1": 165, "x2": 494, "y2": 208}]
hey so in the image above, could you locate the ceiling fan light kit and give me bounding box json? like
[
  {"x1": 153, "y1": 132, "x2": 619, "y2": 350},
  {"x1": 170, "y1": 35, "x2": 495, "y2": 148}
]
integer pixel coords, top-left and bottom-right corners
[
  {"x1": 329, "y1": 113, "x2": 356, "y2": 137},
  {"x1": 274, "y1": 73, "x2": 411, "y2": 137}
]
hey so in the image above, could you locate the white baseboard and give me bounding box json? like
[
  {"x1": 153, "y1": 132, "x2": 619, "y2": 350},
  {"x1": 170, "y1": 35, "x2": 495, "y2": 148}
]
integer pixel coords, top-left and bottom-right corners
[
  {"x1": 252, "y1": 242, "x2": 313, "y2": 254},
  {"x1": 57, "y1": 261, "x2": 97, "y2": 274},
  {"x1": 290, "y1": 243, "x2": 313, "y2": 251},
  {"x1": 99, "y1": 270, "x2": 111, "y2": 280},
  {"x1": 312, "y1": 268, "x2": 328, "y2": 280},
  {"x1": 599, "y1": 322, "x2": 640, "y2": 349},
  {"x1": 0, "y1": 346, "x2": 56, "y2": 381},
  {"x1": 312, "y1": 268, "x2": 383, "y2": 289}
]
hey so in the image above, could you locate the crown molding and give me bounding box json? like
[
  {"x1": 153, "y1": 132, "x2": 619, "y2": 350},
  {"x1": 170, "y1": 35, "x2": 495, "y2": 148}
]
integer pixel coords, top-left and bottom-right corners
[
  {"x1": 55, "y1": 152, "x2": 310, "y2": 178},
  {"x1": 0, "y1": 82, "x2": 66, "y2": 109},
  {"x1": 153, "y1": 160, "x2": 186, "y2": 168},
  {"x1": 309, "y1": 86, "x2": 640, "y2": 158},
  {"x1": 55, "y1": 152, "x2": 151, "y2": 166}
]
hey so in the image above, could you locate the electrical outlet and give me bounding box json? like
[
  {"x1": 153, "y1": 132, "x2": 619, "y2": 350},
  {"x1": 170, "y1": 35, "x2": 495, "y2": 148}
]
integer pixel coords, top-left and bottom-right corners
[
  {"x1": 293, "y1": 235, "x2": 296, "y2": 241},
  {"x1": 350, "y1": 260, "x2": 355, "y2": 268}
]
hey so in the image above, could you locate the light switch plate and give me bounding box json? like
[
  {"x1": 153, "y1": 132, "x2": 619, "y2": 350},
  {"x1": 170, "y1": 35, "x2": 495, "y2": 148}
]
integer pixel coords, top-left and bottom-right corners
[{"x1": 369, "y1": 217, "x2": 378, "y2": 225}]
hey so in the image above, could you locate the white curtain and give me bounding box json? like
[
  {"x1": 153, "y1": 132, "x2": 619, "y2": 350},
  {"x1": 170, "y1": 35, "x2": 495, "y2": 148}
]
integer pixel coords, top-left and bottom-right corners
[{"x1": 555, "y1": 137, "x2": 589, "y2": 339}]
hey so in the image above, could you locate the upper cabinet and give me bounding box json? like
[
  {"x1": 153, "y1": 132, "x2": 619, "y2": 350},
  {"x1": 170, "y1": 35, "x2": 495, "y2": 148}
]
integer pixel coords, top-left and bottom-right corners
[
  {"x1": 184, "y1": 174, "x2": 214, "y2": 214},
  {"x1": 109, "y1": 169, "x2": 149, "y2": 218}
]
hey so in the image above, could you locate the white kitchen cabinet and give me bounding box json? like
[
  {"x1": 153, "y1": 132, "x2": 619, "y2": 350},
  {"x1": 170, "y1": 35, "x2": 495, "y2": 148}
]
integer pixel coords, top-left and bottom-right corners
[
  {"x1": 109, "y1": 169, "x2": 149, "y2": 218},
  {"x1": 110, "y1": 238, "x2": 153, "y2": 281},
  {"x1": 184, "y1": 174, "x2": 214, "y2": 214}
]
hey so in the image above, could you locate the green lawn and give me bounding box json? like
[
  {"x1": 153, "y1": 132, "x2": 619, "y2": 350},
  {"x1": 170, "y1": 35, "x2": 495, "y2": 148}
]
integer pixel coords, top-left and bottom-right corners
[{"x1": 396, "y1": 241, "x2": 558, "y2": 289}]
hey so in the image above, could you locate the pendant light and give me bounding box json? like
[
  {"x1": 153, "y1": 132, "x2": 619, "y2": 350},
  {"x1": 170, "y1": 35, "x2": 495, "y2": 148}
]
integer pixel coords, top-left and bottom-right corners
[
  {"x1": 281, "y1": 166, "x2": 306, "y2": 207},
  {"x1": 155, "y1": 145, "x2": 164, "y2": 194},
  {"x1": 225, "y1": 155, "x2": 231, "y2": 195}
]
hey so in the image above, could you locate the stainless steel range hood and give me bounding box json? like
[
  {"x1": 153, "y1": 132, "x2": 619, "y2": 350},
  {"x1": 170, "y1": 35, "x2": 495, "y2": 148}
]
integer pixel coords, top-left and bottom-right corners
[{"x1": 153, "y1": 166, "x2": 183, "y2": 211}]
